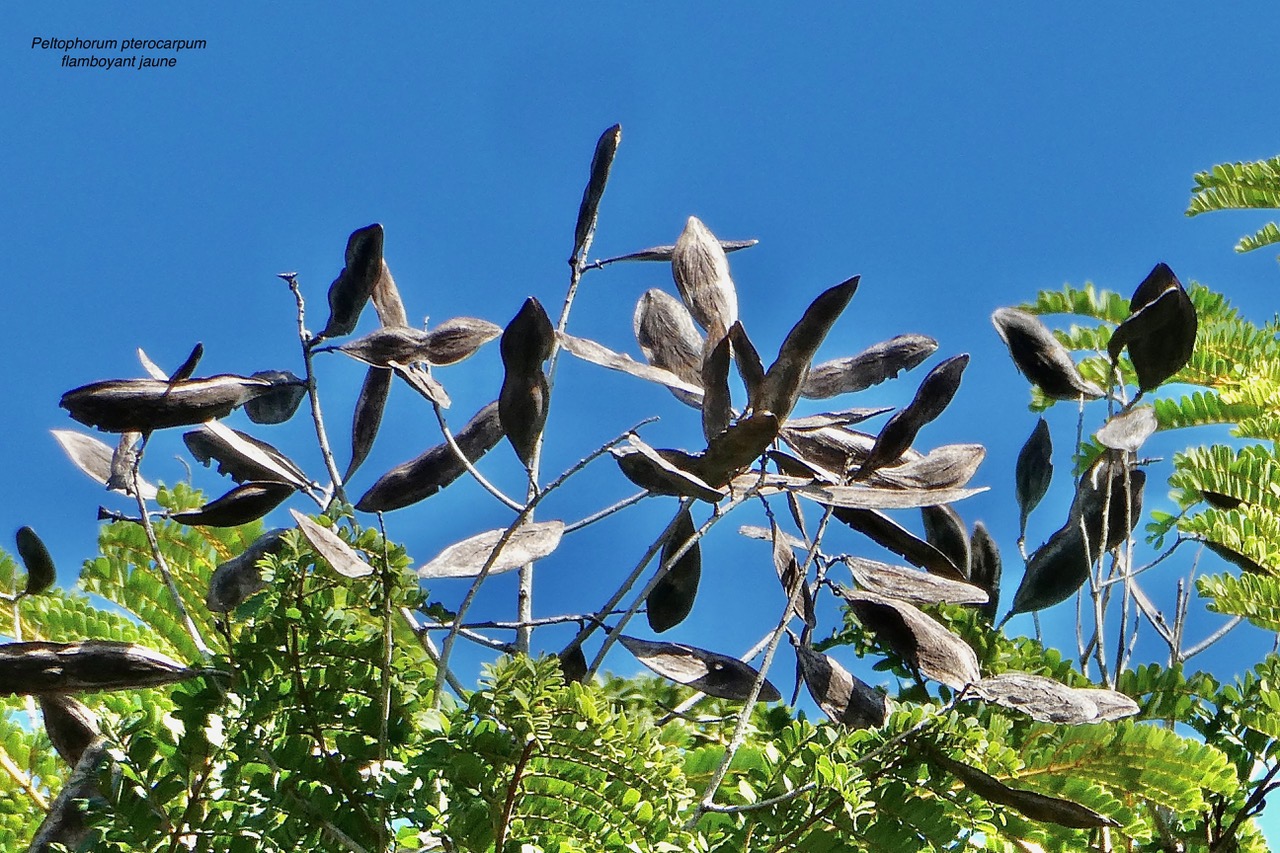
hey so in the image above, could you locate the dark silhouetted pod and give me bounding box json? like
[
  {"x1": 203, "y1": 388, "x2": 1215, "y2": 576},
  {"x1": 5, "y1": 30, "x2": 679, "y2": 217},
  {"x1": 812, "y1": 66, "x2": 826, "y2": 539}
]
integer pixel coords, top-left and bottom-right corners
[
  {"x1": 837, "y1": 588, "x2": 980, "y2": 689},
  {"x1": 0, "y1": 640, "x2": 196, "y2": 695},
  {"x1": 727, "y1": 321, "x2": 765, "y2": 410},
  {"x1": 319, "y1": 224, "x2": 384, "y2": 340},
  {"x1": 929, "y1": 749, "x2": 1117, "y2": 829},
  {"x1": 423, "y1": 317, "x2": 502, "y2": 365},
  {"x1": 60, "y1": 375, "x2": 275, "y2": 433},
  {"x1": 791, "y1": 639, "x2": 887, "y2": 728},
  {"x1": 1015, "y1": 418, "x2": 1053, "y2": 535},
  {"x1": 617, "y1": 635, "x2": 781, "y2": 702},
  {"x1": 1071, "y1": 451, "x2": 1145, "y2": 553},
  {"x1": 571, "y1": 124, "x2": 622, "y2": 262},
  {"x1": 167, "y1": 342, "x2": 204, "y2": 383},
  {"x1": 802, "y1": 333, "x2": 938, "y2": 399},
  {"x1": 832, "y1": 507, "x2": 965, "y2": 580},
  {"x1": 612, "y1": 439, "x2": 725, "y2": 503},
  {"x1": 700, "y1": 332, "x2": 732, "y2": 442},
  {"x1": 697, "y1": 412, "x2": 781, "y2": 486},
  {"x1": 170, "y1": 481, "x2": 294, "y2": 527},
  {"x1": 52, "y1": 429, "x2": 158, "y2": 499},
  {"x1": 969, "y1": 522, "x2": 1002, "y2": 622},
  {"x1": 183, "y1": 422, "x2": 311, "y2": 489},
  {"x1": 991, "y1": 307, "x2": 1105, "y2": 400},
  {"x1": 600, "y1": 239, "x2": 758, "y2": 265},
  {"x1": 557, "y1": 644, "x2": 588, "y2": 685},
  {"x1": 843, "y1": 555, "x2": 987, "y2": 606},
  {"x1": 1108, "y1": 262, "x2": 1197, "y2": 392},
  {"x1": 647, "y1": 507, "x2": 701, "y2": 633},
  {"x1": 345, "y1": 366, "x2": 393, "y2": 481},
  {"x1": 921, "y1": 504, "x2": 971, "y2": 579},
  {"x1": 38, "y1": 695, "x2": 100, "y2": 767},
  {"x1": 759, "y1": 278, "x2": 859, "y2": 421},
  {"x1": 207, "y1": 528, "x2": 289, "y2": 612},
  {"x1": 870, "y1": 443, "x2": 986, "y2": 491},
  {"x1": 16, "y1": 527, "x2": 56, "y2": 596},
  {"x1": 1008, "y1": 523, "x2": 1091, "y2": 617},
  {"x1": 499, "y1": 298, "x2": 554, "y2": 466},
  {"x1": 771, "y1": 520, "x2": 815, "y2": 628},
  {"x1": 671, "y1": 216, "x2": 739, "y2": 337},
  {"x1": 853, "y1": 354, "x2": 968, "y2": 480},
  {"x1": 290, "y1": 510, "x2": 373, "y2": 579}
]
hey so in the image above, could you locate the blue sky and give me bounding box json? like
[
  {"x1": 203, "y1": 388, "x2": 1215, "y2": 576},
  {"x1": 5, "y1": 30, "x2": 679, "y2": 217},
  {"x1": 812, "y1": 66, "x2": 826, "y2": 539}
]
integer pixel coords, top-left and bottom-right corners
[{"x1": 7, "y1": 2, "x2": 1280, "y2": 839}]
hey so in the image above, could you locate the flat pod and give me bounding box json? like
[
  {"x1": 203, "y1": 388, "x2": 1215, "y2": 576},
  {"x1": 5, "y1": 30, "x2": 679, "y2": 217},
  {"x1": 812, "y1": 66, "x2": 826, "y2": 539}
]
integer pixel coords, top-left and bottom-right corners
[
  {"x1": 929, "y1": 750, "x2": 1117, "y2": 829},
  {"x1": 559, "y1": 330, "x2": 704, "y2": 402},
  {"x1": 60, "y1": 375, "x2": 275, "y2": 433},
  {"x1": 783, "y1": 408, "x2": 893, "y2": 431},
  {"x1": 612, "y1": 443, "x2": 725, "y2": 503},
  {"x1": 671, "y1": 216, "x2": 739, "y2": 336},
  {"x1": 500, "y1": 297, "x2": 555, "y2": 370},
  {"x1": 355, "y1": 401, "x2": 503, "y2": 512},
  {"x1": 1015, "y1": 418, "x2": 1053, "y2": 534},
  {"x1": 837, "y1": 588, "x2": 980, "y2": 689},
  {"x1": 852, "y1": 354, "x2": 969, "y2": 480},
  {"x1": 170, "y1": 481, "x2": 294, "y2": 528},
  {"x1": 832, "y1": 507, "x2": 965, "y2": 580},
  {"x1": 557, "y1": 644, "x2": 588, "y2": 685},
  {"x1": 571, "y1": 123, "x2": 622, "y2": 261},
  {"x1": 16, "y1": 526, "x2": 56, "y2": 596},
  {"x1": 701, "y1": 332, "x2": 733, "y2": 442},
  {"x1": 38, "y1": 695, "x2": 100, "y2": 766},
  {"x1": 423, "y1": 317, "x2": 502, "y2": 365},
  {"x1": 390, "y1": 360, "x2": 452, "y2": 408},
  {"x1": 207, "y1": 528, "x2": 289, "y2": 612},
  {"x1": 970, "y1": 672, "x2": 1137, "y2": 725},
  {"x1": 345, "y1": 366, "x2": 393, "y2": 481},
  {"x1": 759, "y1": 277, "x2": 859, "y2": 421},
  {"x1": 991, "y1": 307, "x2": 1106, "y2": 400},
  {"x1": 243, "y1": 370, "x2": 306, "y2": 425},
  {"x1": 320, "y1": 223, "x2": 384, "y2": 339},
  {"x1": 779, "y1": 425, "x2": 893, "y2": 480},
  {"x1": 418, "y1": 520, "x2": 565, "y2": 579},
  {"x1": 791, "y1": 639, "x2": 888, "y2": 728},
  {"x1": 801, "y1": 333, "x2": 938, "y2": 399},
  {"x1": 371, "y1": 259, "x2": 410, "y2": 328},
  {"x1": 1107, "y1": 262, "x2": 1197, "y2": 392},
  {"x1": 727, "y1": 322, "x2": 766, "y2": 409},
  {"x1": 336, "y1": 327, "x2": 434, "y2": 367},
  {"x1": 771, "y1": 520, "x2": 816, "y2": 628},
  {"x1": 0, "y1": 640, "x2": 196, "y2": 695},
  {"x1": 869, "y1": 443, "x2": 985, "y2": 491},
  {"x1": 51, "y1": 429, "x2": 158, "y2": 499},
  {"x1": 647, "y1": 507, "x2": 701, "y2": 633},
  {"x1": 601, "y1": 238, "x2": 757, "y2": 265},
  {"x1": 290, "y1": 510, "x2": 373, "y2": 579},
  {"x1": 1096, "y1": 405, "x2": 1158, "y2": 453},
  {"x1": 697, "y1": 412, "x2": 781, "y2": 486},
  {"x1": 969, "y1": 522, "x2": 1002, "y2": 622},
  {"x1": 183, "y1": 422, "x2": 311, "y2": 489},
  {"x1": 633, "y1": 288, "x2": 705, "y2": 406},
  {"x1": 921, "y1": 504, "x2": 971, "y2": 579},
  {"x1": 1072, "y1": 452, "x2": 1145, "y2": 552},
  {"x1": 1008, "y1": 522, "x2": 1091, "y2": 616},
  {"x1": 166, "y1": 342, "x2": 204, "y2": 383},
  {"x1": 796, "y1": 483, "x2": 986, "y2": 512},
  {"x1": 617, "y1": 635, "x2": 781, "y2": 702},
  {"x1": 843, "y1": 555, "x2": 988, "y2": 606}
]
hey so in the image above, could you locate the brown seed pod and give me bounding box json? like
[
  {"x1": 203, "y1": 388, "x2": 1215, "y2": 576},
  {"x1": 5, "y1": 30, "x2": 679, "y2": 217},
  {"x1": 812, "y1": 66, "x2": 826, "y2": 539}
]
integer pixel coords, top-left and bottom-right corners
[
  {"x1": 784, "y1": 409, "x2": 893, "y2": 431},
  {"x1": 790, "y1": 637, "x2": 888, "y2": 729},
  {"x1": 557, "y1": 644, "x2": 588, "y2": 685},
  {"x1": 0, "y1": 640, "x2": 196, "y2": 695},
  {"x1": 836, "y1": 588, "x2": 980, "y2": 689},
  {"x1": 921, "y1": 504, "x2": 971, "y2": 579},
  {"x1": 167, "y1": 342, "x2": 204, "y2": 383},
  {"x1": 371, "y1": 259, "x2": 409, "y2": 328},
  {"x1": 105, "y1": 432, "x2": 143, "y2": 494},
  {"x1": 1008, "y1": 523, "x2": 1091, "y2": 617},
  {"x1": 418, "y1": 521, "x2": 565, "y2": 579},
  {"x1": 207, "y1": 528, "x2": 289, "y2": 612},
  {"x1": 345, "y1": 366, "x2": 394, "y2": 481},
  {"x1": 38, "y1": 695, "x2": 100, "y2": 767},
  {"x1": 647, "y1": 507, "x2": 702, "y2": 633},
  {"x1": 969, "y1": 672, "x2": 1137, "y2": 725},
  {"x1": 843, "y1": 556, "x2": 988, "y2": 606},
  {"x1": 801, "y1": 333, "x2": 938, "y2": 399},
  {"x1": 759, "y1": 277, "x2": 859, "y2": 421},
  {"x1": 320, "y1": 223, "x2": 384, "y2": 340},
  {"x1": 671, "y1": 216, "x2": 739, "y2": 337},
  {"x1": 170, "y1": 481, "x2": 294, "y2": 528},
  {"x1": 701, "y1": 332, "x2": 733, "y2": 442},
  {"x1": 617, "y1": 635, "x2": 781, "y2": 702},
  {"x1": 290, "y1": 510, "x2": 373, "y2": 579},
  {"x1": 612, "y1": 438, "x2": 725, "y2": 503},
  {"x1": 727, "y1": 321, "x2": 765, "y2": 410},
  {"x1": 1108, "y1": 262, "x2": 1197, "y2": 392},
  {"x1": 16, "y1": 527, "x2": 56, "y2": 597},
  {"x1": 853, "y1": 354, "x2": 969, "y2": 481},
  {"x1": 572, "y1": 124, "x2": 622, "y2": 262},
  {"x1": 992, "y1": 307, "x2": 1106, "y2": 400},
  {"x1": 779, "y1": 425, "x2": 889, "y2": 480},
  {"x1": 634, "y1": 288, "x2": 705, "y2": 407},
  {"x1": 243, "y1": 370, "x2": 307, "y2": 425},
  {"x1": 389, "y1": 360, "x2": 451, "y2": 408},
  {"x1": 1015, "y1": 418, "x2": 1053, "y2": 537},
  {"x1": 600, "y1": 239, "x2": 758, "y2": 265},
  {"x1": 795, "y1": 483, "x2": 986, "y2": 512},
  {"x1": 183, "y1": 422, "x2": 311, "y2": 489},
  {"x1": 560, "y1": 330, "x2": 704, "y2": 402},
  {"x1": 60, "y1": 375, "x2": 275, "y2": 433},
  {"x1": 356, "y1": 401, "x2": 503, "y2": 512},
  {"x1": 499, "y1": 370, "x2": 549, "y2": 468},
  {"x1": 51, "y1": 430, "x2": 158, "y2": 499},
  {"x1": 969, "y1": 522, "x2": 1002, "y2": 622},
  {"x1": 423, "y1": 317, "x2": 502, "y2": 365},
  {"x1": 335, "y1": 327, "x2": 435, "y2": 367},
  {"x1": 832, "y1": 507, "x2": 965, "y2": 580},
  {"x1": 501, "y1": 297, "x2": 555, "y2": 369},
  {"x1": 869, "y1": 444, "x2": 985, "y2": 491},
  {"x1": 698, "y1": 412, "x2": 781, "y2": 486},
  {"x1": 771, "y1": 520, "x2": 816, "y2": 628}
]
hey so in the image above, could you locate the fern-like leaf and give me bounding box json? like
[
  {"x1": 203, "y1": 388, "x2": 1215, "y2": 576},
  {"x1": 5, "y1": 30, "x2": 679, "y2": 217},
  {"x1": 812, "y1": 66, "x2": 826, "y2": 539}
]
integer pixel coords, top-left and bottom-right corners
[{"x1": 1198, "y1": 573, "x2": 1280, "y2": 633}]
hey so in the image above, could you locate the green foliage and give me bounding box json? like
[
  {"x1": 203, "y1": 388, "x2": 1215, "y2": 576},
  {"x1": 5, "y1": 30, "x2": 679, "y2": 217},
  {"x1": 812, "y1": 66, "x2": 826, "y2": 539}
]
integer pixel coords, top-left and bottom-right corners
[{"x1": 1188, "y1": 156, "x2": 1280, "y2": 253}]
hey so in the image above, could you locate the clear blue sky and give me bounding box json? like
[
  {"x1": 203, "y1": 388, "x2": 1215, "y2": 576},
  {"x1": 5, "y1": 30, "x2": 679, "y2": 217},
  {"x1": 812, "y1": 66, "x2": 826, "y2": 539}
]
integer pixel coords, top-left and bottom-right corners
[{"x1": 7, "y1": 2, "x2": 1280, "y2": 839}]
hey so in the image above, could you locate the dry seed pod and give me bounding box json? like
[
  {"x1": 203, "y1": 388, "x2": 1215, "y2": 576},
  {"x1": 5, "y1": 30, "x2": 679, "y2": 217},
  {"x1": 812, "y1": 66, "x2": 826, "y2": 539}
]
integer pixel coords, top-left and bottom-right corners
[
  {"x1": 837, "y1": 588, "x2": 980, "y2": 689},
  {"x1": 557, "y1": 644, "x2": 588, "y2": 685},
  {"x1": 1015, "y1": 418, "x2": 1053, "y2": 537},
  {"x1": 969, "y1": 672, "x2": 1137, "y2": 725},
  {"x1": 612, "y1": 439, "x2": 725, "y2": 503},
  {"x1": 832, "y1": 507, "x2": 965, "y2": 580},
  {"x1": 771, "y1": 520, "x2": 816, "y2": 628},
  {"x1": 207, "y1": 528, "x2": 289, "y2": 612},
  {"x1": 672, "y1": 216, "x2": 739, "y2": 337},
  {"x1": 105, "y1": 432, "x2": 142, "y2": 494},
  {"x1": 371, "y1": 259, "x2": 409, "y2": 328},
  {"x1": 320, "y1": 223, "x2": 384, "y2": 340},
  {"x1": 602, "y1": 239, "x2": 757, "y2": 264},
  {"x1": 801, "y1": 333, "x2": 938, "y2": 399},
  {"x1": 991, "y1": 308, "x2": 1106, "y2": 400},
  {"x1": 0, "y1": 640, "x2": 196, "y2": 694},
  {"x1": 52, "y1": 429, "x2": 158, "y2": 499},
  {"x1": 759, "y1": 277, "x2": 859, "y2": 421},
  {"x1": 853, "y1": 354, "x2": 969, "y2": 481},
  {"x1": 698, "y1": 412, "x2": 781, "y2": 486},
  {"x1": 183, "y1": 422, "x2": 311, "y2": 489},
  {"x1": 647, "y1": 508, "x2": 701, "y2": 633},
  {"x1": 1204, "y1": 540, "x2": 1269, "y2": 574},
  {"x1": 424, "y1": 317, "x2": 502, "y2": 365},
  {"x1": 921, "y1": 504, "x2": 971, "y2": 579},
  {"x1": 170, "y1": 481, "x2": 294, "y2": 528},
  {"x1": 1008, "y1": 523, "x2": 1091, "y2": 617},
  {"x1": 16, "y1": 527, "x2": 56, "y2": 596},
  {"x1": 418, "y1": 520, "x2": 565, "y2": 579},
  {"x1": 727, "y1": 321, "x2": 765, "y2": 410},
  {"x1": 796, "y1": 483, "x2": 986, "y2": 512},
  {"x1": 390, "y1": 360, "x2": 452, "y2": 408},
  {"x1": 1108, "y1": 262, "x2": 1197, "y2": 392},
  {"x1": 779, "y1": 425, "x2": 884, "y2": 480},
  {"x1": 769, "y1": 449, "x2": 840, "y2": 484},
  {"x1": 61, "y1": 375, "x2": 275, "y2": 433},
  {"x1": 39, "y1": 695, "x2": 100, "y2": 767},
  {"x1": 356, "y1": 401, "x2": 503, "y2": 512},
  {"x1": 345, "y1": 366, "x2": 393, "y2": 481},
  {"x1": 843, "y1": 556, "x2": 988, "y2": 606},
  {"x1": 559, "y1": 330, "x2": 704, "y2": 401},
  {"x1": 572, "y1": 124, "x2": 622, "y2": 261},
  {"x1": 1096, "y1": 405, "x2": 1158, "y2": 453},
  {"x1": 969, "y1": 522, "x2": 1002, "y2": 622},
  {"x1": 136, "y1": 347, "x2": 168, "y2": 380},
  {"x1": 790, "y1": 637, "x2": 887, "y2": 728},
  {"x1": 336, "y1": 326, "x2": 435, "y2": 367},
  {"x1": 701, "y1": 332, "x2": 733, "y2": 442},
  {"x1": 869, "y1": 444, "x2": 985, "y2": 491},
  {"x1": 1075, "y1": 686, "x2": 1141, "y2": 722},
  {"x1": 168, "y1": 342, "x2": 204, "y2": 383},
  {"x1": 501, "y1": 297, "x2": 556, "y2": 368},
  {"x1": 929, "y1": 749, "x2": 1117, "y2": 829},
  {"x1": 784, "y1": 409, "x2": 893, "y2": 431},
  {"x1": 243, "y1": 370, "x2": 307, "y2": 425},
  {"x1": 500, "y1": 370, "x2": 548, "y2": 467},
  {"x1": 617, "y1": 635, "x2": 781, "y2": 702},
  {"x1": 634, "y1": 288, "x2": 705, "y2": 406},
  {"x1": 290, "y1": 510, "x2": 373, "y2": 579},
  {"x1": 1072, "y1": 451, "x2": 1145, "y2": 553}
]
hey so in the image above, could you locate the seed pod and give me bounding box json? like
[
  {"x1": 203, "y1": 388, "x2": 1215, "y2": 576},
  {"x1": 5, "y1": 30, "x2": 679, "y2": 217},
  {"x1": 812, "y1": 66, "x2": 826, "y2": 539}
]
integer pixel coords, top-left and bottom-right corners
[
  {"x1": 0, "y1": 640, "x2": 196, "y2": 695},
  {"x1": 1008, "y1": 523, "x2": 1091, "y2": 616},
  {"x1": 671, "y1": 216, "x2": 739, "y2": 337},
  {"x1": 784, "y1": 409, "x2": 893, "y2": 431},
  {"x1": 701, "y1": 332, "x2": 732, "y2": 442},
  {"x1": 557, "y1": 644, "x2": 588, "y2": 685},
  {"x1": 836, "y1": 588, "x2": 980, "y2": 689},
  {"x1": 559, "y1": 330, "x2": 704, "y2": 402},
  {"x1": 832, "y1": 507, "x2": 965, "y2": 580},
  {"x1": 612, "y1": 438, "x2": 725, "y2": 503},
  {"x1": 418, "y1": 521, "x2": 565, "y2": 579},
  {"x1": 727, "y1": 322, "x2": 765, "y2": 410},
  {"x1": 921, "y1": 505, "x2": 971, "y2": 579},
  {"x1": 970, "y1": 672, "x2": 1137, "y2": 725},
  {"x1": 698, "y1": 412, "x2": 781, "y2": 486},
  {"x1": 1096, "y1": 405, "x2": 1158, "y2": 453},
  {"x1": 870, "y1": 444, "x2": 986, "y2": 491},
  {"x1": 1015, "y1": 418, "x2": 1053, "y2": 537},
  {"x1": 52, "y1": 430, "x2": 158, "y2": 499},
  {"x1": 61, "y1": 375, "x2": 276, "y2": 433},
  {"x1": 320, "y1": 223, "x2": 384, "y2": 340},
  {"x1": 771, "y1": 520, "x2": 816, "y2": 628},
  {"x1": 243, "y1": 370, "x2": 307, "y2": 425},
  {"x1": 795, "y1": 483, "x2": 986, "y2": 512},
  {"x1": 500, "y1": 297, "x2": 556, "y2": 368},
  {"x1": 634, "y1": 288, "x2": 705, "y2": 407},
  {"x1": 780, "y1": 425, "x2": 889, "y2": 480},
  {"x1": 571, "y1": 124, "x2": 622, "y2": 262},
  {"x1": 16, "y1": 527, "x2": 55, "y2": 596},
  {"x1": 1072, "y1": 451, "x2": 1145, "y2": 553},
  {"x1": 929, "y1": 749, "x2": 1117, "y2": 829},
  {"x1": 499, "y1": 299, "x2": 554, "y2": 466},
  {"x1": 183, "y1": 422, "x2": 311, "y2": 489},
  {"x1": 356, "y1": 401, "x2": 503, "y2": 512},
  {"x1": 802, "y1": 333, "x2": 938, "y2": 399},
  {"x1": 371, "y1": 259, "x2": 409, "y2": 328},
  {"x1": 600, "y1": 239, "x2": 758, "y2": 264},
  {"x1": 170, "y1": 481, "x2": 294, "y2": 528},
  {"x1": 39, "y1": 695, "x2": 100, "y2": 767},
  {"x1": 336, "y1": 327, "x2": 435, "y2": 367},
  {"x1": 969, "y1": 522, "x2": 1002, "y2": 622},
  {"x1": 345, "y1": 366, "x2": 393, "y2": 481},
  {"x1": 207, "y1": 528, "x2": 289, "y2": 612},
  {"x1": 290, "y1": 510, "x2": 373, "y2": 579},
  {"x1": 424, "y1": 317, "x2": 502, "y2": 365},
  {"x1": 1108, "y1": 263, "x2": 1197, "y2": 392},
  {"x1": 790, "y1": 638, "x2": 887, "y2": 728},
  {"x1": 759, "y1": 278, "x2": 859, "y2": 421},
  {"x1": 991, "y1": 308, "x2": 1106, "y2": 400},
  {"x1": 843, "y1": 556, "x2": 988, "y2": 606},
  {"x1": 167, "y1": 343, "x2": 204, "y2": 383},
  {"x1": 852, "y1": 354, "x2": 969, "y2": 481},
  {"x1": 390, "y1": 361, "x2": 451, "y2": 408},
  {"x1": 647, "y1": 507, "x2": 701, "y2": 632},
  {"x1": 105, "y1": 432, "x2": 142, "y2": 495},
  {"x1": 617, "y1": 635, "x2": 781, "y2": 702}
]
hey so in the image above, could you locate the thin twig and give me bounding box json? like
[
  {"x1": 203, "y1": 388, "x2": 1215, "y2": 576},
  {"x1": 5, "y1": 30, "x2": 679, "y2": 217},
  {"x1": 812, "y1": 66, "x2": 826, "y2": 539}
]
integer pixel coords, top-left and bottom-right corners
[
  {"x1": 1181, "y1": 617, "x2": 1244, "y2": 662},
  {"x1": 563, "y1": 490, "x2": 650, "y2": 534},
  {"x1": 0, "y1": 745, "x2": 48, "y2": 811},
  {"x1": 429, "y1": 611, "x2": 627, "y2": 632},
  {"x1": 432, "y1": 402, "x2": 523, "y2": 512},
  {"x1": 376, "y1": 513, "x2": 394, "y2": 768},
  {"x1": 496, "y1": 738, "x2": 536, "y2": 850},
  {"x1": 700, "y1": 782, "x2": 818, "y2": 814},
  {"x1": 400, "y1": 607, "x2": 469, "y2": 699},
  {"x1": 657, "y1": 631, "x2": 773, "y2": 725}
]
